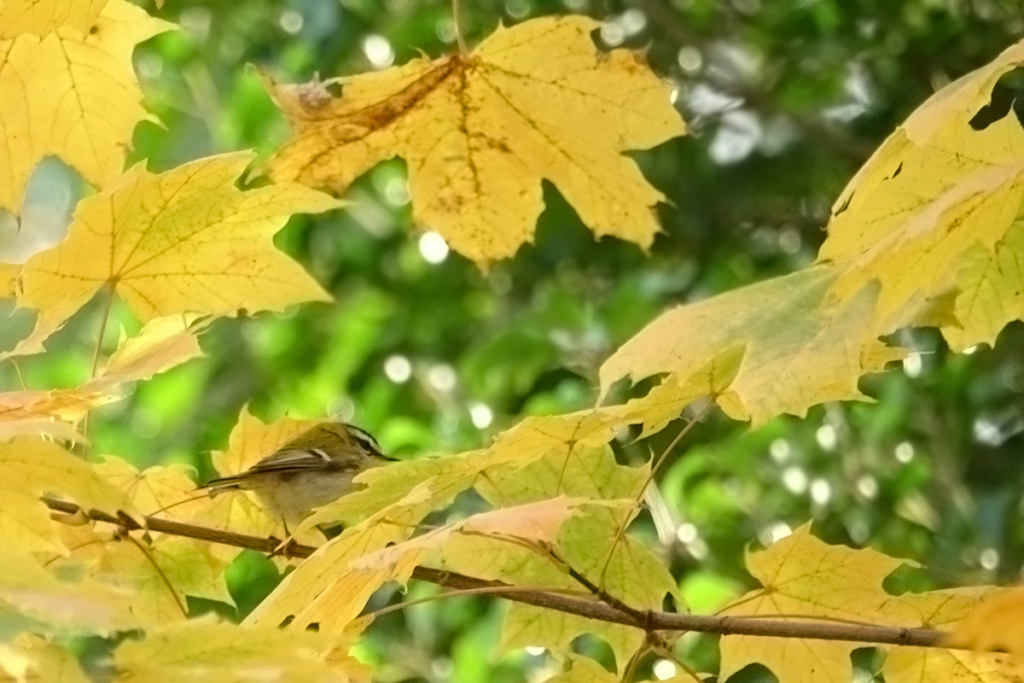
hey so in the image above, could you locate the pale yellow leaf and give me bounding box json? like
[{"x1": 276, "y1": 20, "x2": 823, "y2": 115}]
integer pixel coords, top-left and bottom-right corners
[
  {"x1": 300, "y1": 405, "x2": 633, "y2": 532},
  {"x1": 113, "y1": 617, "x2": 347, "y2": 683},
  {"x1": 303, "y1": 371, "x2": 712, "y2": 536},
  {"x1": 0, "y1": 635, "x2": 89, "y2": 683},
  {"x1": 11, "y1": 153, "x2": 337, "y2": 358},
  {"x1": 886, "y1": 649, "x2": 1023, "y2": 683},
  {"x1": 831, "y1": 159, "x2": 1024, "y2": 331},
  {"x1": 601, "y1": 265, "x2": 903, "y2": 425},
  {"x1": 0, "y1": 317, "x2": 202, "y2": 438},
  {"x1": 0, "y1": 0, "x2": 172, "y2": 213},
  {"x1": 352, "y1": 496, "x2": 612, "y2": 575},
  {"x1": 298, "y1": 449, "x2": 494, "y2": 531},
  {"x1": 884, "y1": 587, "x2": 1024, "y2": 683},
  {"x1": 467, "y1": 446, "x2": 675, "y2": 669},
  {"x1": 94, "y1": 315, "x2": 206, "y2": 387},
  {"x1": 0, "y1": 488, "x2": 63, "y2": 554},
  {"x1": 0, "y1": 437, "x2": 136, "y2": 518},
  {"x1": 433, "y1": 529, "x2": 644, "y2": 669},
  {"x1": 93, "y1": 457, "x2": 204, "y2": 522},
  {"x1": 244, "y1": 484, "x2": 433, "y2": 634},
  {"x1": 719, "y1": 523, "x2": 911, "y2": 683},
  {"x1": 0, "y1": 548, "x2": 139, "y2": 635},
  {"x1": 0, "y1": 388, "x2": 110, "y2": 441},
  {"x1": 608, "y1": 343, "x2": 746, "y2": 436},
  {"x1": 93, "y1": 536, "x2": 231, "y2": 624},
  {"x1": 265, "y1": 16, "x2": 685, "y2": 265}
]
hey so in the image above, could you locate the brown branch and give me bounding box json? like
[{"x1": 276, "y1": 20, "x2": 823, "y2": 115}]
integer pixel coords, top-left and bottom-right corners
[{"x1": 42, "y1": 497, "x2": 949, "y2": 649}]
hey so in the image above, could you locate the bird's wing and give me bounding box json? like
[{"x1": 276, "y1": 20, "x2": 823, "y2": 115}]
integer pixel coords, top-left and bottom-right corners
[{"x1": 245, "y1": 448, "x2": 333, "y2": 474}]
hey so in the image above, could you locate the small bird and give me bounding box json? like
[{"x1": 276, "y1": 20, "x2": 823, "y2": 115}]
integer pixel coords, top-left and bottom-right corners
[{"x1": 203, "y1": 421, "x2": 394, "y2": 526}]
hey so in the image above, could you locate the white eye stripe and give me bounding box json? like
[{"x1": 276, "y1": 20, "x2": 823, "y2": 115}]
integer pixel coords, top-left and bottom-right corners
[{"x1": 346, "y1": 425, "x2": 382, "y2": 454}]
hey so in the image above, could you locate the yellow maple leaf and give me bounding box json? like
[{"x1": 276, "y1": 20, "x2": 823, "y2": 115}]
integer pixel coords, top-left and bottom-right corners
[
  {"x1": 0, "y1": 0, "x2": 172, "y2": 213},
  {"x1": 93, "y1": 457, "x2": 205, "y2": 522},
  {"x1": 883, "y1": 587, "x2": 1023, "y2": 683},
  {"x1": 600, "y1": 266, "x2": 904, "y2": 425},
  {"x1": 0, "y1": 0, "x2": 108, "y2": 37},
  {"x1": 352, "y1": 496, "x2": 614, "y2": 576},
  {"x1": 0, "y1": 548, "x2": 141, "y2": 635},
  {"x1": 719, "y1": 523, "x2": 910, "y2": 683},
  {"x1": 0, "y1": 387, "x2": 109, "y2": 441},
  {"x1": 0, "y1": 437, "x2": 136, "y2": 519},
  {"x1": 612, "y1": 343, "x2": 746, "y2": 435},
  {"x1": 244, "y1": 484, "x2": 434, "y2": 634},
  {"x1": 264, "y1": 16, "x2": 685, "y2": 265},
  {"x1": 0, "y1": 634, "x2": 90, "y2": 683},
  {"x1": 94, "y1": 315, "x2": 206, "y2": 387},
  {"x1": 943, "y1": 219, "x2": 1024, "y2": 351},
  {"x1": 0, "y1": 488, "x2": 64, "y2": 554},
  {"x1": 948, "y1": 587, "x2": 1024, "y2": 659},
  {"x1": 11, "y1": 153, "x2": 337, "y2": 357},
  {"x1": 818, "y1": 39, "x2": 1024, "y2": 333},
  {"x1": 303, "y1": 357, "x2": 718, "y2": 532},
  {"x1": 461, "y1": 446, "x2": 675, "y2": 669},
  {"x1": 299, "y1": 408, "x2": 634, "y2": 532},
  {"x1": 93, "y1": 536, "x2": 232, "y2": 624},
  {"x1": 0, "y1": 317, "x2": 203, "y2": 441},
  {"x1": 113, "y1": 617, "x2": 348, "y2": 683},
  {"x1": 295, "y1": 498, "x2": 626, "y2": 651}
]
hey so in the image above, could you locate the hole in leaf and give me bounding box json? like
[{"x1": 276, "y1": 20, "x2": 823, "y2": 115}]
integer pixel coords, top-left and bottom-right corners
[{"x1": 969, "y1": 67, "x2": 1024, "y2": 131}]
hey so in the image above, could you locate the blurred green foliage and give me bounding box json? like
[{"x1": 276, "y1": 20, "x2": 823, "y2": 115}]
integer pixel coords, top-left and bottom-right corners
[{"x1": 3, "y1": 0, "x2": 1024, "y2": 680}]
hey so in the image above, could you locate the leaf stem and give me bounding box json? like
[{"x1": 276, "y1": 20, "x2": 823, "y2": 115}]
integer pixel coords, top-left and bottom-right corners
[
  {"x1": 124, "y1": 532, "x2": 189, "y2": 618},
  {"x1": 452, "y1": 0, "x2": 468, "y2": 53},
  {"x1": 598, "y1": 401, "x2": 713, "y2": 589},
  {"x1": 89, "y1": 284, "x2": 115, "y2": 380},
  {"x1": 82, "y1": 284, "x2": 116, "y2": 454}
]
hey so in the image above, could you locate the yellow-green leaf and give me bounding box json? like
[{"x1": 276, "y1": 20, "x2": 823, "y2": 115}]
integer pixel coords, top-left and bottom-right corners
[{"x1": 600, "y1": 266, "x2": 903, "y2": 425}]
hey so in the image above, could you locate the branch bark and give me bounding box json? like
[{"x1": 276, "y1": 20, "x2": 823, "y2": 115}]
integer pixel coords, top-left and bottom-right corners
[{"x1": 43, "y1": 497, "x2": 949, "y2": 649}]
